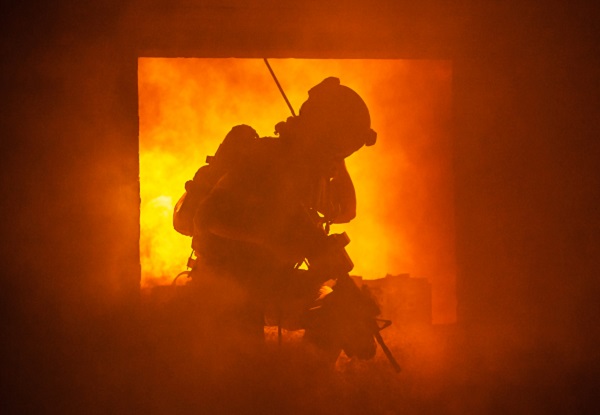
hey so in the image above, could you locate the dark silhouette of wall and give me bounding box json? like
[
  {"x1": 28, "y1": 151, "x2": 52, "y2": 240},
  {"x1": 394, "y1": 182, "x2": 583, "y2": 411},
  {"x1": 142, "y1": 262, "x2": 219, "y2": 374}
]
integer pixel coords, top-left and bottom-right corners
[{"x1": 1, "y1": 1, "x2": 598, "y2": 413}]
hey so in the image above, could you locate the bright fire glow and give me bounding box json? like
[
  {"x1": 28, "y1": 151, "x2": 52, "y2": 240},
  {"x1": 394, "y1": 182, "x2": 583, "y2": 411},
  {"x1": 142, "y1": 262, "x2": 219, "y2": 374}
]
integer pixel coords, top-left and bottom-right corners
[{"x1": 138, "y1": 58, "x2": 455, "y2": 323}]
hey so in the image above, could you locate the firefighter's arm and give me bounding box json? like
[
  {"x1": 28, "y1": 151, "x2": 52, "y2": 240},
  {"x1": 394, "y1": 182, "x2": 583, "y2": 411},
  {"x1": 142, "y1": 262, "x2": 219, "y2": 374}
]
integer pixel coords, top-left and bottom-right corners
[
  {"x1": 193, "y1": 172, "x2": 309, "y2": 261},
  {"x1": 194, "y1": 172, "x2": 345, "y2": 265},
  {"x1": 194, "y1": 172, "x2": 266, "y2": 243},
  {"x1": 329, "y1": 159, "x2": 356, "y2": 224}
]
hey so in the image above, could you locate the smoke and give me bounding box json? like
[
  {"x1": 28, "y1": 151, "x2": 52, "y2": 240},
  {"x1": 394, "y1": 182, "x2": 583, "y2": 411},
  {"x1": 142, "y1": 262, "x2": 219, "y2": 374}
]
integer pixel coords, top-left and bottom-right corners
[{"x1": 5, "y1": 3, "x2": 597, "y2": 414}]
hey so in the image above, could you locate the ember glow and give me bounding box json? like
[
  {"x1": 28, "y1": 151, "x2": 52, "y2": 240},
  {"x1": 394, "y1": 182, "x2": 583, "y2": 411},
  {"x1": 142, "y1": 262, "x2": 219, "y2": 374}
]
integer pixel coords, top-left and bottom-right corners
[{"x1": 138, "y1": 58, "x2": 455, "y2": 323}]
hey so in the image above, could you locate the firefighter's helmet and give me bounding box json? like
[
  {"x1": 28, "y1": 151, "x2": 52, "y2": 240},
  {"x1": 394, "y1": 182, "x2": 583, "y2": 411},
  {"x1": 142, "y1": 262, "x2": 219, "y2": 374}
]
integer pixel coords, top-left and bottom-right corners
[{"x1": 298, "y1": 77, "x2": 377, "y2": 159}]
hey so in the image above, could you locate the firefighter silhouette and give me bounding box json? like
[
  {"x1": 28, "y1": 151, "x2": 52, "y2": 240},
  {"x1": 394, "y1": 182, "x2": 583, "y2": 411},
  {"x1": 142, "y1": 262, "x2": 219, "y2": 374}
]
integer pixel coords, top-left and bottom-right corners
[{"x1": 174, "y1": 77, "x2": 380, "y2": 364}]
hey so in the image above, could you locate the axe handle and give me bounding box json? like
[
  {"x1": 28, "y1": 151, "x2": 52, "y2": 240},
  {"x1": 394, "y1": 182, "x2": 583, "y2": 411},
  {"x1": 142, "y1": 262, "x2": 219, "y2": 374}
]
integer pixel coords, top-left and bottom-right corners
[{"x1": 374, "y1": 330, "x2": 402, "y2": 373}]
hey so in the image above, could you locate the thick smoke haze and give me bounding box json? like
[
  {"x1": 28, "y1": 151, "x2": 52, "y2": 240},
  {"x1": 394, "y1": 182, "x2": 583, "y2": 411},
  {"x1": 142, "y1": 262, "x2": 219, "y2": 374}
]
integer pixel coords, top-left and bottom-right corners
[
  {"x1": 138, "y1": 58, "x2": 455, "y2": 323},
  {"x1": 3, "y1": 1, "x2": 599, "y2": 414}
]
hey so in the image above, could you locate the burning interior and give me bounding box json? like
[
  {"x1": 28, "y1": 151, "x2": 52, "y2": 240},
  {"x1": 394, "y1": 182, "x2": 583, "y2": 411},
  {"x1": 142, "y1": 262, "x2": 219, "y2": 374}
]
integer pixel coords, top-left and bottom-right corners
[{"x1": 138, "y1": 58, "x2": 455, "y2": 324}]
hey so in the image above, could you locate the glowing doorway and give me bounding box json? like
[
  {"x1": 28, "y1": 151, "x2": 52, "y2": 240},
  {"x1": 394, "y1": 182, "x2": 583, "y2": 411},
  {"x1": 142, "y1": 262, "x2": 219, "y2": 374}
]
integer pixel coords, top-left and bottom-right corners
[{"x1": 138, "y1": 58, "x2": 455, "y2": 323}]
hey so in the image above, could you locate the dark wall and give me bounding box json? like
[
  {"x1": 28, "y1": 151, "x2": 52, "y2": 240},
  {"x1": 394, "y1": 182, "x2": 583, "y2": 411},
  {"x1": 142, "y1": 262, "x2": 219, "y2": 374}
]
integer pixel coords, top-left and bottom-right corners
[
  {"x1": 1, "y1": 0, "x2": 598, "y2": 411},
  {"x1": 1, "y1": 3, "x2": 140, "y2": 410},
  {"x1": 453, "y1": 2, "x2": 600, "y2": 348}
]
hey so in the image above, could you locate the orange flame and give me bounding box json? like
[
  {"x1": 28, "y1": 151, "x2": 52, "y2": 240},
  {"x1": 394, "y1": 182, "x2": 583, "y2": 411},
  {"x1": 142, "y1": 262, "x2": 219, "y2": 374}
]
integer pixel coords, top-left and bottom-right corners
[{"x1": 138, "y1": 58, "x2": 455, "y2": 323}]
